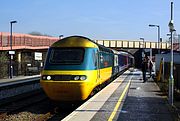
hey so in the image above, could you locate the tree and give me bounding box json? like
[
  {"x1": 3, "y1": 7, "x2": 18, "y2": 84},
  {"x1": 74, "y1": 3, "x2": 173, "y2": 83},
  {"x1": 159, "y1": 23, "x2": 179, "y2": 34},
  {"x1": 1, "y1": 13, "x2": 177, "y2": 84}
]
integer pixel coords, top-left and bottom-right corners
[
  {"x1": 0, "y1": 52, "x2": 8, "y2": 78},
  {"x1": 28, "y1": 31, "x2": 43, "y2": 36},
  {"x1": 28, "y1": 31, "x2": 52, "y2": 37}
]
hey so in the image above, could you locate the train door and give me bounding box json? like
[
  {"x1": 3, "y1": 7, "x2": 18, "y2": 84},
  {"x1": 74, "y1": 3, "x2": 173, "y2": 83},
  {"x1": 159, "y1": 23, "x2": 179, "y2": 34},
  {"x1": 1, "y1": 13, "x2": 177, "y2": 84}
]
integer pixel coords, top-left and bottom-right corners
[
  {"x1": 93, "y1": 49, "x2": 100, "y2": 83},
  {"x1": 113, "y1": 54, "x2": 119, "y2": 75},
  {"x1": 97, "y1": 51, "x2": 101, "y2": 83}
]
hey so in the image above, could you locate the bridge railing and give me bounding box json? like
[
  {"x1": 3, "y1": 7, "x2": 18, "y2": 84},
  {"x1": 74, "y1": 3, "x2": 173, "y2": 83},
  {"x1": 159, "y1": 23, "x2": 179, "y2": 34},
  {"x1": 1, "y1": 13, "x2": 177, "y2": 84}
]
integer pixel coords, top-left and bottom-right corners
[
  {"x1": 95, "y1": 40, "x2": 170, "y2": 49},
  {"x1": 0, "y1": 32, "x2": 59, "y2": 50}
]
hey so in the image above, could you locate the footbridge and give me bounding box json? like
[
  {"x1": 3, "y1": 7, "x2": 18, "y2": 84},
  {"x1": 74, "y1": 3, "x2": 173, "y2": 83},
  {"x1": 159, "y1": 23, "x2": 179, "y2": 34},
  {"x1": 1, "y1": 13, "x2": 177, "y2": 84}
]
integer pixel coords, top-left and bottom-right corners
[{"x1": 95, "y1": 39, "x2": 169, "y2": 50}]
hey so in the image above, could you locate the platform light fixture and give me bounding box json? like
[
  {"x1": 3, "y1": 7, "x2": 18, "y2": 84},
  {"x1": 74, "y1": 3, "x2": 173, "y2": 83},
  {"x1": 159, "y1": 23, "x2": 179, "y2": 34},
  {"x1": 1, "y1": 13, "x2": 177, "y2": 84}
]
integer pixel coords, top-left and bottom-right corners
[
  {"x1": 9, "y1": 20, "x2": 17, "y2": 79},
  {"x1": 59, "y1": 35, "x2": 64, "y2": 39},
  {"x1": 149, "y1": 24, "x2": 160, "y2": 54}
]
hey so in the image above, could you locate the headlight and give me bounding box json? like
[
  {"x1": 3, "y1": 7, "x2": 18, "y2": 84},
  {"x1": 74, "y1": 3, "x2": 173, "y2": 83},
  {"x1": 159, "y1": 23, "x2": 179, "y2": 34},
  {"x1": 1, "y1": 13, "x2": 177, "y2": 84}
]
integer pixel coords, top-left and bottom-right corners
[
  {"x1": 47, "y1": 76, "x2": 51, "y2": 80},
  {"x1": 74, "y1": 76, "x2": 80, "y2": 80},
  {"x1": 80, "y1": 76, "x2": 87, "y2": 80}
]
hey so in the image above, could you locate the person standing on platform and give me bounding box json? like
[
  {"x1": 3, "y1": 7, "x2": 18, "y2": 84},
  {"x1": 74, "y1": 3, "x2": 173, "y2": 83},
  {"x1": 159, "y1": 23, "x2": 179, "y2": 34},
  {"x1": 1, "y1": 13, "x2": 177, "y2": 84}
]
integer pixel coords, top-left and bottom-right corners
[
  {"x1": 142, "y1": 57, "x2": 148, "y2": 83},
  {"x1": 149, "y1": 59, "x2": 153, "y2": 78}
]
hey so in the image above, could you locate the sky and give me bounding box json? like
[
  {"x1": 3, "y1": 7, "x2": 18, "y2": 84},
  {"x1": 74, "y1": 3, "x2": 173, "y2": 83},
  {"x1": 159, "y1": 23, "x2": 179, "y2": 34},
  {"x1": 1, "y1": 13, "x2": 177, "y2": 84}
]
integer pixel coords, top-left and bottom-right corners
[{"x1": 0, "y1": 0, "x2": 179, "y2": 42}]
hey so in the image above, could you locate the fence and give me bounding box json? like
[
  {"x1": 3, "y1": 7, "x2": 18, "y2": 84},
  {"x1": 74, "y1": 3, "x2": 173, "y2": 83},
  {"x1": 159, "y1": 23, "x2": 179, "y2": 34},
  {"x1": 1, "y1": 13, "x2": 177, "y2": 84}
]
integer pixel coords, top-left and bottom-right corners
[{"x1": 158, "y1": 62, "x2": 180, "y2": 99}]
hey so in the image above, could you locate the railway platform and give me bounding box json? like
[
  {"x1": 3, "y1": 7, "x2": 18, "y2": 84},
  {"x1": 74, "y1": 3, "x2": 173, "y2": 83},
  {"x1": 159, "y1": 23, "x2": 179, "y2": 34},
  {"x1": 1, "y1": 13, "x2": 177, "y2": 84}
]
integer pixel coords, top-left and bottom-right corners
[
  {"x1": 63, "y1": 69, "x2": 178, "y2": 121},
  {"x1": 0, "y1": 75, "x2": 40, "y2": 85}
]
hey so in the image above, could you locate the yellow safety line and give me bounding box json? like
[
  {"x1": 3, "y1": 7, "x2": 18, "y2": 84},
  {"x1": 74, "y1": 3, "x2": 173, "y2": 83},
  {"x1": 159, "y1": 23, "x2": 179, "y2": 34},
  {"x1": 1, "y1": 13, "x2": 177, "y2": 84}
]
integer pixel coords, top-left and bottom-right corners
[{"x1": 108, "y1": 80, "x2": 131, "y2": 121}]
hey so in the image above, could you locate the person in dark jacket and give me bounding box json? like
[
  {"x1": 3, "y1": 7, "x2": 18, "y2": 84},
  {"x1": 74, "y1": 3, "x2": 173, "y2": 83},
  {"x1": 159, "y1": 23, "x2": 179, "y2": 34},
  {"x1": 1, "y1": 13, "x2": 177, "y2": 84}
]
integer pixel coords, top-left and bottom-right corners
[
  {"x1": 149, "y1": 60, "x2": 153, "y2": 77},
  {"x1": 142, "y1": 57, "x2": 148, "y2": 82}
]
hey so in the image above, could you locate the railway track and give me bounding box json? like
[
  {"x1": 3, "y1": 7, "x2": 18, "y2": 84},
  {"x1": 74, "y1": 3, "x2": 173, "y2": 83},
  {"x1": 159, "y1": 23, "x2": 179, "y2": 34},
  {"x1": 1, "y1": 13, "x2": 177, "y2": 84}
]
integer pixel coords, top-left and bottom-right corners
[
  {"x1": 0, "y1": 71, "x2": 125, "y2": 120},
  {"x1": 0, "y1": 89, "x2": 81, "y2": 121},
  {"x1": 0, "y1": 89, "x2": 49, "y2": 120},
  {"x1": 0, "y1": 77, "x2": 82, "y2": 121}
]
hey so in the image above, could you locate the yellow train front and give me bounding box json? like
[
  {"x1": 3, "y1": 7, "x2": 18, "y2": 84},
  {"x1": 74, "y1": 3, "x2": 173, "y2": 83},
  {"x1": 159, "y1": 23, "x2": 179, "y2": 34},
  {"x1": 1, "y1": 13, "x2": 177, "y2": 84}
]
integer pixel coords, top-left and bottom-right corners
[{"x1": 40, "y1": 36, "x2": 115, "y2": 102}]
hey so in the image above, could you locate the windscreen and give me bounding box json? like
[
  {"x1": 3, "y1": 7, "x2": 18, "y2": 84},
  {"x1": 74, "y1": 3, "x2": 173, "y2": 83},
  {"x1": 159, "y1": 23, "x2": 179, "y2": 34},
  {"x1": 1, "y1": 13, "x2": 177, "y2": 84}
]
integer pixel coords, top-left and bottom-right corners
[{"x1": 49, "y1": 48, "x2": 84, "y2": 64}]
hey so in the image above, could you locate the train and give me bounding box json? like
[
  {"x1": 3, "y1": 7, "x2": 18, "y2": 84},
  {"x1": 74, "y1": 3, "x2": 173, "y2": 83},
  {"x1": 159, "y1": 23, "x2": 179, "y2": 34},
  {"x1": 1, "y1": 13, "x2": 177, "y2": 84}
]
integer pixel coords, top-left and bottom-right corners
[{"x1": 40, "y1": 36, "x2": 134, "y2": 102}]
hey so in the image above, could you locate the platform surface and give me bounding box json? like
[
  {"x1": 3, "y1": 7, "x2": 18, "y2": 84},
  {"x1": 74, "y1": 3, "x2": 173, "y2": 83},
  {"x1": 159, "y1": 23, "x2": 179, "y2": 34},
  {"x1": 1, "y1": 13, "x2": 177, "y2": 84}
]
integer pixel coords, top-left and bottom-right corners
[{"x1": 63, "y1": 69, "x2": 175, "y2": 121}]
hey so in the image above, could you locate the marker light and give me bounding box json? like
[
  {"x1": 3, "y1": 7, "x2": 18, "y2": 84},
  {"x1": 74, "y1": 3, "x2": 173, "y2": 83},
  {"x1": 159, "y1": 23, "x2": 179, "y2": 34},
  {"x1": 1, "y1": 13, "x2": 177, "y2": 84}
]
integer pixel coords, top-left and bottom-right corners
[
  {"x1": 80, "y1": 76, "x2": 87, "y2": 80},
  {"x1": 42, "y1": 76, "x2": 46, "y2": 80},
  {"x1": 74, "y1": 76, "x2": 80, "y2": 80}
]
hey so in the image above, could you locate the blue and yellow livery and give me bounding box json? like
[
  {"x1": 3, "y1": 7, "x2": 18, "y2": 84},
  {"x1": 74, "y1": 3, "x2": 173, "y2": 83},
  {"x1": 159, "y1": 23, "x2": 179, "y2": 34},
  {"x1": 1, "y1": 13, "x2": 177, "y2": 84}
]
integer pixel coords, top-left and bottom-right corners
[{"x1": 40, "y1": 36, "x2": 134, "y2": 101}]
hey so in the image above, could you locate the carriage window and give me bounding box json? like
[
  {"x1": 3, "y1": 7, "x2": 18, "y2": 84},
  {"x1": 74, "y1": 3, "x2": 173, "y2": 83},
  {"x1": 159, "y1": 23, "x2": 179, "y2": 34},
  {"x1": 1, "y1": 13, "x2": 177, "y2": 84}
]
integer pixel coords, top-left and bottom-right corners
[{"x1": 49, "y1": 48, "x2": 84, "y2": 64}]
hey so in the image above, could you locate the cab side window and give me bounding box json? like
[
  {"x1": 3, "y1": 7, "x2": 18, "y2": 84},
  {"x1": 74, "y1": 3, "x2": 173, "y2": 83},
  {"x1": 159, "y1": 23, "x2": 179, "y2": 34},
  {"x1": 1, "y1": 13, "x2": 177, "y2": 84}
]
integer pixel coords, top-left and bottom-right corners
[{"x1": 92, "y1": 50, "x2": 98, "y2": 69}]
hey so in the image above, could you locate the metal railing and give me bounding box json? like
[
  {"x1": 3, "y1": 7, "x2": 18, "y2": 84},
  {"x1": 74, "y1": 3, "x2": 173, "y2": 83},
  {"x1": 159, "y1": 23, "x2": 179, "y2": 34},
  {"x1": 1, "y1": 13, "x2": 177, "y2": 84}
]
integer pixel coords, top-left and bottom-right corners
[{"x1": 0, "y1": 32, "x2": 59, "y2": 50}]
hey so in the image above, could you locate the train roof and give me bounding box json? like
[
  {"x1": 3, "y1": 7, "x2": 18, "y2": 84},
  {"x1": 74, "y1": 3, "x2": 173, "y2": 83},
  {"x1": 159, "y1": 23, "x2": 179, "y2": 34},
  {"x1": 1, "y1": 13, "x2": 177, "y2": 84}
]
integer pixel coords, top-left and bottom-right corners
[
  {"x1": 119, "y1": 51, "x2": 129, "y2": 55},
  {"x1": 119, "y1": 51, "x2": 134, "y2": 58},
  {"x1": 111, "y1": 49, "x2": 120, "y2": 54},
  {"x1": 51, "y1": 36, "x2": 113, "y2": 53},
  {"x1": 51, "y1": 36, "x2": 98, "y2": 48}
]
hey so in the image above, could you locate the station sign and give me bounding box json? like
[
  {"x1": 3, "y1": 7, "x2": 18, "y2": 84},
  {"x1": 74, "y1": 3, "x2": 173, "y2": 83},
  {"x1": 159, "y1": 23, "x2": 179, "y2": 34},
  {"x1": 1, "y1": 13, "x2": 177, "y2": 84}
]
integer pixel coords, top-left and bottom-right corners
[
  {"x1": 35, "y1": 52, "x2": 42, "y2": 60},
  {"x1": 9, "y1": 51, "x2": 15, "y2": 55}
]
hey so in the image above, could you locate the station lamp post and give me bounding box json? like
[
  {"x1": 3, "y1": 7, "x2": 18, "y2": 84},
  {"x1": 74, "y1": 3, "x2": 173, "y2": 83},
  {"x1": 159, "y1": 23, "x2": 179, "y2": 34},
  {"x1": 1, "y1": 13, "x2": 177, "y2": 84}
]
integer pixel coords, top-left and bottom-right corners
[
  {"x1": 9, "y1": 20, "x2": 17, "y2": 79},
  {"x1": 149, "y1": 24, "x2": 160, "y2": 54},
  {"x1": 140, "y1": 37, "x2": 145, "y2": 48},
  {"x1": 168, "y1": 2, "x2": 175, "y2": 106},
  {"x1": 140, "y1": 38, "x2": 144, "y2": 43}
]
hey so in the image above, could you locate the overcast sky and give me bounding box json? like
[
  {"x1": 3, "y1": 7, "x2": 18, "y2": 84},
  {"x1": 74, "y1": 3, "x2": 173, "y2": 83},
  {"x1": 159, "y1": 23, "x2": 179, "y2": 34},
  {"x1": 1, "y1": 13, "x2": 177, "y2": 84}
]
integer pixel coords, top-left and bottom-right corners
[{"x1": 0, "y1": 0, "x2": 179, "y2": 42}]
